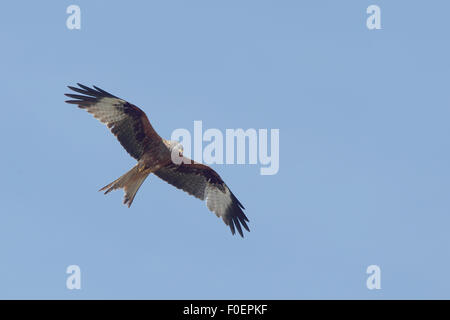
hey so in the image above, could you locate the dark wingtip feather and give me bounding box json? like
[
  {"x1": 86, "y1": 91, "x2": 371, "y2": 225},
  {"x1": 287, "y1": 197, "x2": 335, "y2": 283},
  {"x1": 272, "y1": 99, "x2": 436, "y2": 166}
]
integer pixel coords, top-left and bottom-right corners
[
  {"x1": 65, "y1": 100, "x2": 81, "y2": 104},
  {"x1": 230, "y1": 191, "x2": 245, "y2": 210},
  {"x1": 224, "y1": 206, "x2": 248, "y2": 238},
  {"x1": 65, "y1": 93, "x2": 97, "y2": 102},
  {"x1": 93, "y1": 85, "x2": 117, "y2": 98},
  {"x1": 65, "y1": 83, "x2": 119, "y2": 106},
  {"x1": 239, "y1": 215, "x2": 250, "y2": 232},
  {"x1": 76, "y1": 83, "x2": 92, "y2": 91},
  {"x1": 67, "y1": 85, "x2": 96, "y2": 96},
  {"x1": 233, "y1": 216, "x2": 244, "y2": 237},
  {"x1": 74, "y1": 83, "x2": 97, "y2": 96},
  {"x1": 228, "y1": 218, "x2": 236, "y2": 236}
]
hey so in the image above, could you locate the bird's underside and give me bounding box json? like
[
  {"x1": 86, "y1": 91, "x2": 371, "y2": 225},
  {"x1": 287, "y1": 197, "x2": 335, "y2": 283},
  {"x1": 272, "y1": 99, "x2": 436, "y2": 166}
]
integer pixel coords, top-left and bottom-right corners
[{"x1": 65, "y1": 83, "x2": 250, "y2": 237}]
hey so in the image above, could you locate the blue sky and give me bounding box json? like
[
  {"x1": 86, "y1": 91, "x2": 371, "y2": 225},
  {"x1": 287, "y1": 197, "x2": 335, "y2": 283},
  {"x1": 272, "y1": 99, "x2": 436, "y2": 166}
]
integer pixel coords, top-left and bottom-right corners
[{"x1": 0, "y1": 1, "x2": 449, "y2": 299}]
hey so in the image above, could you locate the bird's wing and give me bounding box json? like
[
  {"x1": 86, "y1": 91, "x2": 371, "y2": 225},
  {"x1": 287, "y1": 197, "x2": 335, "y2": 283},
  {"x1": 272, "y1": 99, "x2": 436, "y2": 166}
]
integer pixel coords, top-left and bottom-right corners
[
  {"x1": 65, "y1": 83, "x2": 162, "y2": 160},
  {"x1": 154, "y1": 158, "x2": 250, "y2": 237}
]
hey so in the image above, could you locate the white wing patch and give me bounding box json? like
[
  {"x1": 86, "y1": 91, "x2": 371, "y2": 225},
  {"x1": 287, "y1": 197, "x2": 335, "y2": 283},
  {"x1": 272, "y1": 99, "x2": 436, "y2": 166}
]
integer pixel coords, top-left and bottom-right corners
[
  {"x1": 88, "y1": 97, "x2": 128, "y2": 124},
  {"x1": 205, "y1": 184, "x2": 232, "y2": 218}
]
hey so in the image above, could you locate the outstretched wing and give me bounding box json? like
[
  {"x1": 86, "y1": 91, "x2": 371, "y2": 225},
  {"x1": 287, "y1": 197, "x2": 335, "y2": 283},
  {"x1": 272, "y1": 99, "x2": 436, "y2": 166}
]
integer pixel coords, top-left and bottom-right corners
[
  {"x1": 154, "y1": 158, "x2": 250, "y2": 237},
  {"x1": 65, "y1": 83, "x2": 162, "y2": 160}
]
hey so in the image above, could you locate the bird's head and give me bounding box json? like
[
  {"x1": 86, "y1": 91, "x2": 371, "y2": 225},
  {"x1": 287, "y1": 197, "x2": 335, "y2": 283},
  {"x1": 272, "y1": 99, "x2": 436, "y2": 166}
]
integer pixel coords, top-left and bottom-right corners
[{"x1": 165, "y1": 139, "x2": 184, "y2": 164}]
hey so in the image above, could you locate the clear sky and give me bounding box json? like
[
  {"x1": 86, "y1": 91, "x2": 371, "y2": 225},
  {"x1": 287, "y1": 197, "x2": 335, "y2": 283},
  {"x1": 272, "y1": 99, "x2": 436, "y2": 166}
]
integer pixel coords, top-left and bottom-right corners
[{"x1": 0, "y1": 1, "x2": 449, "y2": 299}]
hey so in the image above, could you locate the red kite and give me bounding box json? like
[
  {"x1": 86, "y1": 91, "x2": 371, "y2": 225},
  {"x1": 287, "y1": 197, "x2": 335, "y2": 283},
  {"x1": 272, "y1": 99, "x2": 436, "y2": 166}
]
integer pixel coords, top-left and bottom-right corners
[{"x1": 65, "y1": 84, "x2": 250, "y2": 237}]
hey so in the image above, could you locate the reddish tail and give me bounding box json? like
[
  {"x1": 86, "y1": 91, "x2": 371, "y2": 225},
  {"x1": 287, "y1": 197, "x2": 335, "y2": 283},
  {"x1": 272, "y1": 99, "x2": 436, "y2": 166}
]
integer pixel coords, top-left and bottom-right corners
[{"x1": 99, "y1": 165, "x2": 150, "y2": 207}]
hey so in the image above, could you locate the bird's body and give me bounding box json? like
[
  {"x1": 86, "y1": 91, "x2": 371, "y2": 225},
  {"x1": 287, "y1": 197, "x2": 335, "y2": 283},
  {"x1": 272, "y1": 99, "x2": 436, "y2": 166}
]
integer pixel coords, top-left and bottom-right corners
[{"x1": 65, "y1": 84, "x2": 250, "y2": 237}]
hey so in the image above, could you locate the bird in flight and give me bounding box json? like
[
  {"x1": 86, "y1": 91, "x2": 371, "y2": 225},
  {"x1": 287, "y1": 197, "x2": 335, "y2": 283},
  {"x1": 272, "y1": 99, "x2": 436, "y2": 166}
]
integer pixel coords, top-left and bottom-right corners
[{"x1": 65, "y1": 84, "x2": 250, "y2": 237}]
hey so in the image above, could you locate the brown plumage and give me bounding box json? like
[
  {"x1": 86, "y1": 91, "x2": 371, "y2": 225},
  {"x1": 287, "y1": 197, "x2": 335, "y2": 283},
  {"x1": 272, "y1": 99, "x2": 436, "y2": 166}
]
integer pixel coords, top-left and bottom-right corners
[{"x1": 65, "y1": 83, "x2": 250, "y2": 237}]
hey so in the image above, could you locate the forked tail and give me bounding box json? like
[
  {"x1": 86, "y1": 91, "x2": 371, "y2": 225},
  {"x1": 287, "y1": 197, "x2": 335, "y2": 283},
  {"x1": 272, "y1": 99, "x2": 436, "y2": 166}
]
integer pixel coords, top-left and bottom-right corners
[{"x1": 99, "y1": 165, "x2": 150, "y2": 207}]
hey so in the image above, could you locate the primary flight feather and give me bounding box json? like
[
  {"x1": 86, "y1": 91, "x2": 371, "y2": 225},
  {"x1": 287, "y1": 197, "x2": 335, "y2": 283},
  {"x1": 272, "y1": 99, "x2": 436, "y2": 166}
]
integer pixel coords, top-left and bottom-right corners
[{"x1": 65, "y1": 83, "x2": 250, "y2": 237}]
